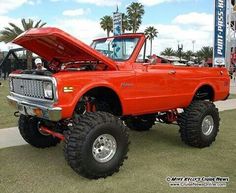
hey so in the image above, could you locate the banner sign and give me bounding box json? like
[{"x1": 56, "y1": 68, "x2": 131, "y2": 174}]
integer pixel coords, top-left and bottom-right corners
[
  {"x1": 214, "y1": 0, "x2": 227, "y2": 66},
  {"x1": 113, "y1": 12, "x2": 122, "y2": 36}
]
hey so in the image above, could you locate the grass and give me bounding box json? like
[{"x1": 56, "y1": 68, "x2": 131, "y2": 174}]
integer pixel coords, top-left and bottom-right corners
[
  {"x1": 0, "y1": 110, "x2": 235, "y2": 193},
  {"x1": 228, "y1": 94, "x2": 236, "y2": 99},
  {"x1": 0, "y1": 80, "x2": 18, "y2": 129}
]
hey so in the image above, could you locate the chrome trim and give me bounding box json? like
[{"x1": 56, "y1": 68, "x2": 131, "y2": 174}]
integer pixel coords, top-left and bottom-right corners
[
  {"x1": 10, "y1": 92, "x2": 55, "y2": 105},
  {"x1": 92, "y1": 134, "x2": 117, "y2": 163},
  {"x1": 201, "y1": 115, "x2": 214, "y2": 136},
  {"x1": 9, "y1": 73, "x2": 58, "y2": 102},
  {"x1": 10, "y1": 73, "x2": 53, "y2": 80},
  {"x1": 7, "y1": 95, "x2": 62, "y2": 121}
]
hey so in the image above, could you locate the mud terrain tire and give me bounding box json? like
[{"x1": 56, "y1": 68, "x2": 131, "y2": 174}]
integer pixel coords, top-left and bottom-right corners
[
  {"x1": 18, "y1": 115, "x2": 60, "y2": 148},
  {"x1": 64, "y1": 112, "x2": 129, "y2": 179},
  {"x1": 178, "y1": 101, "x2": 220, "y2": 148}
]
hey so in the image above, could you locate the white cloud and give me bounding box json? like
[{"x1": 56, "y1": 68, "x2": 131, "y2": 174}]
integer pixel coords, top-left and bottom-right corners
[
  {"x1": 138, "y1": 0, "x2": 191, "y2": 6},
  {"x1": 0, "y1": 16, "x2": 21, "y2": 31},
  {"x1": 50, "y1": 0, "x2": 121, "y2": 6},
  {"x1": 74, "y1": 0, "x2": 121, "y2": 6},
  {"x1": 27, "y1": 0, "x2": 42, "y2": 5},
  {"x1": 0, "y1": 16, "x2": 22, "y2": 51},
  {"x1": 53, "y1": 15, "x2": 213, "y2": 55},
  {"x1": 0, "y1": 0, "x2": 41, "y2": 15},
  {"x1": 53, "y1": 18, "x2": 105, "y2": 44},
  {"x1": 0, "y1": 0, "x2": 28, "y2": 15},
  {"x1": 0, "y1": 42, "x2": 19, "y2": 52},
  {"x1": 139, "y1": 12, "x2": 214, "y2": 54},
  {"x1": 1, "y1": 17, "x2": 105, "y2": 51},
  {"x1": 62, "y1": 8, "x2": 91, "y2": 17},
  {"x1": 173, "y1": 12, "x2": 213, "y2": 27}
]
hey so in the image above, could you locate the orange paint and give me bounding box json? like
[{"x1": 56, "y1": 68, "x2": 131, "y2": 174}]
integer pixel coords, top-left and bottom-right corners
[{"x1": 12, "y1": 27, "x2": 230, "y2": 119}]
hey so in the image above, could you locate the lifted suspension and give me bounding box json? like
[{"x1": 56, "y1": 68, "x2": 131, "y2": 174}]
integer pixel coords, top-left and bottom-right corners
[
  {"x1": 157, "y1": 109, "x2": 179, "y2": 124},
  {"x1": 39, "y1": 126, "x2": 65, "y2": 141}
]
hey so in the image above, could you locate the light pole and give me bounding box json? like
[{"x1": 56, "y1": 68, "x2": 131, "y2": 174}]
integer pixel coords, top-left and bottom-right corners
[
  {"x1": 192, "y1": 40, "x2": 196, "y2": 53},
  {"x1": 178, "y1": 43, "x2": 183, "y2": 61}
]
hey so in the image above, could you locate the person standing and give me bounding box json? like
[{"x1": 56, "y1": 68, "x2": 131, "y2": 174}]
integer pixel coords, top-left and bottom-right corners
[
  {"x1": 233, "y1": 70, "x2": 236, "y2": 82},
  {"x1": 35, "y1": 58, "x2": 46, "y2": 71},
  {"x1": 2, "y1": 59, "x2": 10, "y2": 80}
]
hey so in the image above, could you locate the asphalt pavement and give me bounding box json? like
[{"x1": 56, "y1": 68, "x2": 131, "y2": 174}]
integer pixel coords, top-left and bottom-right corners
[{"x1": 230, "y1": 79, "x2": 236, "y2": 94}]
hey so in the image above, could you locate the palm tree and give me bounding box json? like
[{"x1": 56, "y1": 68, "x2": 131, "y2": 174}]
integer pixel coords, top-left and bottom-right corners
[
  {"x1": 122, "y1": 14, "x2": 131, "y2": 33},
  {"x1": 161, "y1": 48, "x2": 175, "y2": 56},
  {"x1": 100, "y1": 16, "x2": 113, "y2": 37},
  {"x1": 175, "y1": 49, "x2": 183, "y2": 60},
  {"x1": 199, "y1": 46, "x2": 213, "y2": 60},
  {"x1": 196, "y1": 50, "x2": 204, "y2": 64},
  {"x1": 144, "y1": 26, "x2": 158, "y2": 56},
  {"x1": 0, "y1": 18, "x2": 46, "y2": 70},
  {"x1": 184, "y1": 50, "x2": 194, "y2": 61},
  {"x1": 127, "y1": 2, "x2": 145, "y2": 33}
]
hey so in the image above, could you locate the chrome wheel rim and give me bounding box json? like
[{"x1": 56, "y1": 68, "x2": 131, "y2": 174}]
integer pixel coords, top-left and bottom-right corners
[
  {"x1": 92, "y1": 134, "x2": 117, "y2": 163},
  {"x1": 201, "y1": 115, "x2": 214, "y2": 136}
]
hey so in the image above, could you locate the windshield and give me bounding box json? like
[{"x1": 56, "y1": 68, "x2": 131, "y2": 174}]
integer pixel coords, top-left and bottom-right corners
[{"x1": 91, "y1": 37, "x2": 139, "y2": 61}]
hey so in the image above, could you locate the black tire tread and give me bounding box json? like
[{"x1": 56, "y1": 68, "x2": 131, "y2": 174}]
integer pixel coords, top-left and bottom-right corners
[
  {"x1": 18, "y1": 115, "x2": 60, "y2": 148},
  {"x1": 177, "y1": 100, "x2": 220, "y2": 148},
  {"x1": 64, "y1": 111, "x2": 129, "y2": 179}
]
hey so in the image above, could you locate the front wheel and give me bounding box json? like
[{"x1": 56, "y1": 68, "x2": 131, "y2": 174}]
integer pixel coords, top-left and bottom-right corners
[
  {"x1": 64, "y1": 112, "x2": 129, "y2": 179},
  {"x1": 178, "y1": 101, "x2": 220, "y2": 148},
  {"x1": 18, "y1": 115, "x2": 60, "y2": 148}
]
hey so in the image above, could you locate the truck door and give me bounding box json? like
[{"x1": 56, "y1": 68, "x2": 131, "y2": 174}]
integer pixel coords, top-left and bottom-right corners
[{"x1": 134, "y1": 62, "x2": 179, "y2": 114}]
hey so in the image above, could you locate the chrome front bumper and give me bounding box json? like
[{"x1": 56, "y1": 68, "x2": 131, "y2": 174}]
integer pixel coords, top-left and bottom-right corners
[{"x1": 7, "y1": 95, "x2": 62, "y2": 122}]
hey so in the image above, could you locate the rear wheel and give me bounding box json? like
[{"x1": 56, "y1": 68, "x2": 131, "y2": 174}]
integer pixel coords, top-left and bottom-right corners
[
  {"x1": 64, "y1": 112, "x2": 129, "y2": 179},
  {"x1": 178, "y1": 101, "x2": 220, "y2": 148},
  {"x1": 18, "y1": 115, "x2": 60, "y2": 148},
  {"x1": 125, "y1": 115, "x2": 156, "y2": 131}
]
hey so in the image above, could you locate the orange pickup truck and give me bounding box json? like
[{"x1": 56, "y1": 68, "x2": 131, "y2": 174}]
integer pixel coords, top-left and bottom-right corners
[{"x1": 8, "y1": 27, "x2": 230, "y2": 179}]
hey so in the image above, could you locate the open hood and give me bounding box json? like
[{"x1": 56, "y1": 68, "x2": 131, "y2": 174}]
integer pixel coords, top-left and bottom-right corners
[{"x1": 12, "y1": 27, "x2": 118, "y2": 70}]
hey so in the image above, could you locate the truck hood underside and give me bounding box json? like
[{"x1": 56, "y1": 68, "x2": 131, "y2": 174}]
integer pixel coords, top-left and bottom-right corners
[{"x1": 12, "y1": 27, "x2": 117, "y2": 70}]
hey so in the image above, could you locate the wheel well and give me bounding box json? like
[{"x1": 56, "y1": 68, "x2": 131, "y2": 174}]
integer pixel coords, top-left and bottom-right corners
[
  {"x1": 194, "y1": 85, "x2": 214, "y2": 101},
  {"x1": 81, "y1": 87, "x2": 122, "y2": 116}
]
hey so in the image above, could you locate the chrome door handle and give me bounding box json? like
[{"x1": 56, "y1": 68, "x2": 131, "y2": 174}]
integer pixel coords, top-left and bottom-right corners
[{"x1": 169, "y1": 70, "x2": 176, "y2": 75}]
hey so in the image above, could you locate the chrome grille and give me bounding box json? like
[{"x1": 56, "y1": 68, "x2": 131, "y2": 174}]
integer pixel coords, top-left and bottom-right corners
[{"x1": 12, "y1": 78, "x2": 45, "y2": 99}]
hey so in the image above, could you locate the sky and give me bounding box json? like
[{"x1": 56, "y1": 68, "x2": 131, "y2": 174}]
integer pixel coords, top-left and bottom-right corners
[{"x1": 0, "y1": 0, "x2": 214, "y2": 54}]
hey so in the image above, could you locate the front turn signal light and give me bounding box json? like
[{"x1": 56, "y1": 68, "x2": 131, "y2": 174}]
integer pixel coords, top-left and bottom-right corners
[{"x1": 63, "y1": 86, "x2": 74, "y2": 93}]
